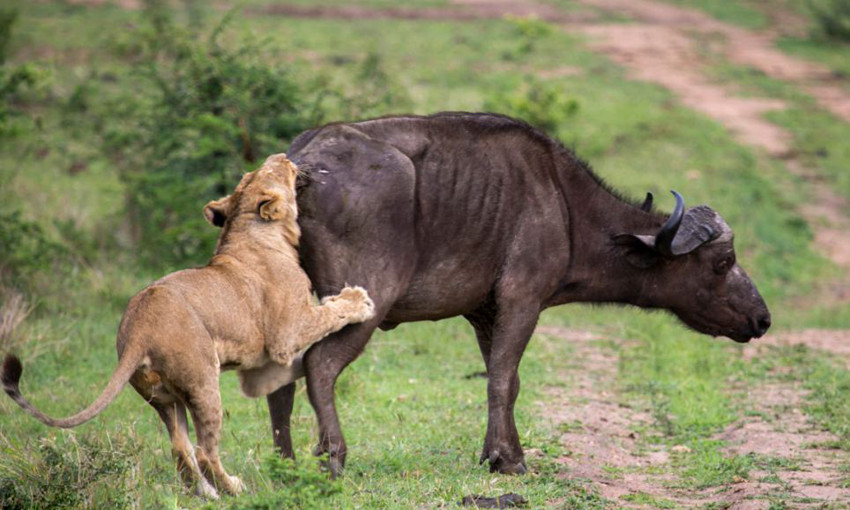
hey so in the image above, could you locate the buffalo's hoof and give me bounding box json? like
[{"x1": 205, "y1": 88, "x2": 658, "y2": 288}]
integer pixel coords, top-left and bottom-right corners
[
  {"x1": 323, "y1": 455, "x2": 344, "y2": 479},
  {"x1": 313, "y1": 442, "x2": 345, "y2": 479},
  {"x1": 493, "y1": 459, "x2": 527, "y2": 475},
  {"x1": 480, "y1": 449, "x2": 527, "y2": 475}
]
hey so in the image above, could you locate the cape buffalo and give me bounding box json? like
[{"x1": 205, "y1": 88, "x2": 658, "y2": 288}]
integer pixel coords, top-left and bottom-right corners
[{"x1": 230, "y1": 112, "x2": 771, "y2": 476}]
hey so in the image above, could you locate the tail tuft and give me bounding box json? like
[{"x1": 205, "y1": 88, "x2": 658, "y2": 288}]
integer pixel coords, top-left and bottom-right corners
[{"x1": 2, "y1": 355, "x2": 23, "y2": 395}]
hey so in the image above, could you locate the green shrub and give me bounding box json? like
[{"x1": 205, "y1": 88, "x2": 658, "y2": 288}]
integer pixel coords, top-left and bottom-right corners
[
  {"x1": 219, "y1": 456, "x2": 341, "y2": 510},
  {"x1": 0, "y1": 8, "x2": 47, "y2": 138},
  {"x1": 0, "y1": 8, "x2": 17, "y2": 65},
  {"x1": 483, "y1": 76, "x2": 579, "y2": 133},
  {"x1": 108, "y1": 4, "x2": 323, "y2": 268},
  {"x1": 0, "y1": 210, "x2": 73, "y2": 292},
  {"x1": 502, "y1": 15, "x2": 555, "y2": 60},
  {"x1": 331, "y1": 51, "x2": 411, "y2": 120},
  {"x1": 0, "y1": 435, "x2": 136, "y2": 509},
  {"x1": 809, "y1": 0, "x2": 850, "y2": 42}
]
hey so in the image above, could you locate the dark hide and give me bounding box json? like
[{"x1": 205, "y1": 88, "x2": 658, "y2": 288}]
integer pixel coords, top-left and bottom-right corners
[{"x1": 257, "y1": 112, "x2": 770, "y2": 476}]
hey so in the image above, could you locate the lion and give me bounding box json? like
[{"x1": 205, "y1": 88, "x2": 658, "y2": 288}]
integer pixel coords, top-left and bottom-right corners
[{"x1": 1, "y1": 153, "x2": 375, "y2": 499}]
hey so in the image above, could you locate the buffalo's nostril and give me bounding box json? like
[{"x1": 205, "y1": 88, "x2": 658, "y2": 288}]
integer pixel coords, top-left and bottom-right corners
[{"x1": 756, "y1": 314, "x2": 771, "y2": 337}]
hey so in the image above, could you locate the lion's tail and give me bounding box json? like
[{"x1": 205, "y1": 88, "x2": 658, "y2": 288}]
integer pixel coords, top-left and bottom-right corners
[{"x1": 2, "y1": 345, "x2": 144, "y2": 429}]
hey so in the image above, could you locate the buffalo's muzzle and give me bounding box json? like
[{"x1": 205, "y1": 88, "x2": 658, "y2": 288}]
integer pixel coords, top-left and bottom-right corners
[{"x1": 748, "y1": 312, "x2": 771, "y2": 339}]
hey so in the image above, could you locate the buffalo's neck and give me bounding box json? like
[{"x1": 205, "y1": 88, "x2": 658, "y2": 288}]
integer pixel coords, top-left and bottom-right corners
[{"x1": 548, "y1": 168, "x2": 666, "y2": 307}]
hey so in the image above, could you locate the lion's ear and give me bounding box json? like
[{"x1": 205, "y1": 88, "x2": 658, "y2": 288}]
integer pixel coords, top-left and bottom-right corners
[
  {"x1": 203, "y1": 195, "x2": 231, "y2": 228},
  {"x1": 258, "y1": 192, "x2": 290, "y2": 222},
  {"x1": 258, "y1": 191, "x2": 300, "y2": 246}
]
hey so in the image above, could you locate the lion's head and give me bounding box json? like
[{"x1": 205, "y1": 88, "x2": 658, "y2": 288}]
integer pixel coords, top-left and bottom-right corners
[{"x1": 203, "y1": 153, "x2": 301, "y2": 246}]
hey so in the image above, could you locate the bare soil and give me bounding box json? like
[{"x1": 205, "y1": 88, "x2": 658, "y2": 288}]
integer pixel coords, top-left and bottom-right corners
[
  {"x1": 536, "y1": 326, "x2": 850, "y2": 508},
  {"x1": 257, "y1": 1, "x2": 591, "y2": 23}
]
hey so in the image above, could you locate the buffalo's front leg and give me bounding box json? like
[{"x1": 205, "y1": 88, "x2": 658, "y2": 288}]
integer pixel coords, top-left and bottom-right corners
[
  {"x1": 303, "y1": 320, "x2": 378, "y2": 478},
  {"x1": 478, "y1": 305, "x2": 538, "y2": 475},
  {"x1": 267, "y1": 382, "x2": 296, "y2": 459}
]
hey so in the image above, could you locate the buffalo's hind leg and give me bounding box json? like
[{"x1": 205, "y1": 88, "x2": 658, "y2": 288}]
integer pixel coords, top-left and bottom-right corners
[
  {"x1": 304, "y1": 318, "x2": 381, "y2": 478},
  {"x1": 471, "y1": 301, "x2": 538, "y2": 475},
  {"x1": 267, "y1": 382, "x2": 296, "y2": 459}
]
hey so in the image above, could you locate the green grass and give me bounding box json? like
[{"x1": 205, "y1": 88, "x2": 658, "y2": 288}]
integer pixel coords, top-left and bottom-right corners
[
  {"x1": 1, "y1": 0, "x2": 849, "y2": 508},
  {"x1": 620, "y1": 491, "x2": 677, "y2": 509},
  {"x1": 656, "y1": 0, "x2": 769, "y2": 29},
  {"x1": 777, "y1": 36, "x2": 850, "y2": 79}
]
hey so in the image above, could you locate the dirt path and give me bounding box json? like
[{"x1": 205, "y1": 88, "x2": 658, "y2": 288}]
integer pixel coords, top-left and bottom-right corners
[
  {"x1": 536, "y1": 326, "x2": 850, "y2": 509},
  {"x1": 579, "y1": 0, "x2": 850, "y2": 123},
  {"x1": 258, "y1": 1, "x2": 590, "y2": 23}
]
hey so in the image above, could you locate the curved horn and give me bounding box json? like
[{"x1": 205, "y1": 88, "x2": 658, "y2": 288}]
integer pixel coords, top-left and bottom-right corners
[
  {"x1": 655, "y1": 190, "x2": 684, "y2": 256},
  {"x1": 640, "y1": 192, "x2": 654, "y2": 212}
]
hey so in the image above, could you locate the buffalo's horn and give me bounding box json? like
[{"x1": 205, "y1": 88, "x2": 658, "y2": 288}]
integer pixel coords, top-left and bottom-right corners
[
  {"x1": 640, "y1": 192, "x2": 653, "y2": 212},
  {"x1": 655, "y1": 190, "x2": 684, "y2": 256}
]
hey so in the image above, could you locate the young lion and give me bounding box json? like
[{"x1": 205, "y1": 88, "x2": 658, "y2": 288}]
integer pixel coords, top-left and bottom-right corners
[{"x1": 1, "y1": 154, "x2": 375, "y2": 499}]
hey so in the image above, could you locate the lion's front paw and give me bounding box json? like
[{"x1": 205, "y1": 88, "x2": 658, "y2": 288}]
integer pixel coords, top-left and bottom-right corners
[
  {"x1": 336, "y1": 285, "x2": 367, "y2": 302},
  {"x1": 352, "y1": 293, "x2": 375, "y2": 323},
  {"x1": 324, "y1": 286, "x2": 375, "y2": 323}
]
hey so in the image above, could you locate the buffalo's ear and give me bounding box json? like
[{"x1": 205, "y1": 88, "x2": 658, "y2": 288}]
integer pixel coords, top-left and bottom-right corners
[
  {"x1": 613, "y1": 234, "x2": 660, "y2": 269},
  {"x1": 203, "y1": 195, "x2": 230, "y2": 228}
]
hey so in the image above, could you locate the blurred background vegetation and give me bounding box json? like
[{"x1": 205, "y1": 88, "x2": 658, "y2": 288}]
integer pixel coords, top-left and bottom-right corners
[{"x1": 0, "y1": 0, "x2": 848, "y2": 508}]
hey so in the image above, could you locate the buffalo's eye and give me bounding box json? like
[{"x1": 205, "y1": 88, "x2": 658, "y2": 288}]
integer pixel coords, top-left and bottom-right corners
[{"x1": 714, "y1": 255, "x2": 735, "y2": 275}]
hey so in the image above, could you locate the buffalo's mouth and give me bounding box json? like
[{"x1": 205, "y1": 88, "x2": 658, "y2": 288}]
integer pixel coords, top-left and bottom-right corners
[
  {"x1": 728, "y1": 313, "x2": 771, "y2": 343},
  {"x1": 676, "y1": 312, "x2": 760, "y2": 344},
  {"x1": 727, "y1": 332, "x2": 753, "y2": 344}
]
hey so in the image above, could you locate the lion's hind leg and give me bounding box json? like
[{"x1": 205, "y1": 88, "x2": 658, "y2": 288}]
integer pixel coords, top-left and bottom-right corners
[
  {"x1": 152, "y1": 401, "x2": 219, "y2": 499},
  {"x1": 185, "y1": 375, "x2": 244, "y2": 496},
  {"x1": 131, "y1": 368, "x2": 219, "y2": 499},
  {"x1": 268, "y1": 286, "x2": 375, "y2": 366}
]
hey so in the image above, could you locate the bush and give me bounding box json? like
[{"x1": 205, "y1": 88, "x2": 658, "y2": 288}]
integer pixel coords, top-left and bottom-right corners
[
  {"x1": 108, "y1": 3, "x2": 323, "y2": 268},
  {"x1": 809, "y1": 0, "x2": 850, "y2": 42},
  {"x1": 501, "y1": 15, "x2": 555, "y2": 60},
  {"x1": 483, "y1": 76, "x2": 579, "y2": 134},
  {"x1": 219, "y1": 456, "x2": 341, "y2": 510},
  {"x1": 0, "y1": 435, "x2": 136, "y2": 509},
  {"x1": 0, "y1": 210, "x2": 73, "y2": 292},
  {"x1": 0, "y1": 8, "x2": 47, "y2": 138},
  {"x1": 331, "y1": 51, "x2": 411, "y2": 120}
]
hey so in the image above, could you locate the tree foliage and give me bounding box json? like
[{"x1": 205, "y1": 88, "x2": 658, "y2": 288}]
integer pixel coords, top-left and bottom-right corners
[
  {"x1": 809, "y1": 0, "x2": 850, "y2": 42},
  {"x1": 108, "y1": 4, "x2": 323, "y2": 267}
]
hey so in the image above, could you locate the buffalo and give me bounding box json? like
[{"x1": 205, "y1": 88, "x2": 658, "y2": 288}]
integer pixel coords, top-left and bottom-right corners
[{"x1": 248, "y1": 112, "x2": 770, "y2": 476}]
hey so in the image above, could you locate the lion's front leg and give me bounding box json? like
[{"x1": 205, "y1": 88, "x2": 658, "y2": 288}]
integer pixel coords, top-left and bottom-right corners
[{"x1": 267, "y1": 286, "x2": 375, "y2": 366}]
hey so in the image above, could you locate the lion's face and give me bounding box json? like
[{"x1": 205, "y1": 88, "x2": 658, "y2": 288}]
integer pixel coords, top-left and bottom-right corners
[{"x1": 203, "y1": 153, "x2": 301, "y2": 246}]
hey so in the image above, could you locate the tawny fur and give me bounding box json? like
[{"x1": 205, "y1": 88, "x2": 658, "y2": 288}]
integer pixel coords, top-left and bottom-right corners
[{"x1": 1, "y1": 154, "x2": 374, "y2": 499}]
